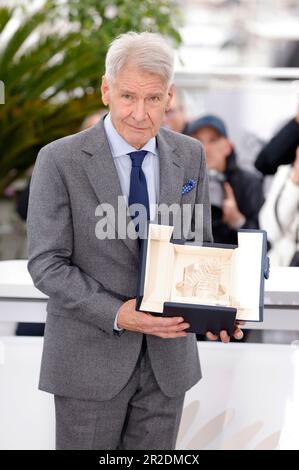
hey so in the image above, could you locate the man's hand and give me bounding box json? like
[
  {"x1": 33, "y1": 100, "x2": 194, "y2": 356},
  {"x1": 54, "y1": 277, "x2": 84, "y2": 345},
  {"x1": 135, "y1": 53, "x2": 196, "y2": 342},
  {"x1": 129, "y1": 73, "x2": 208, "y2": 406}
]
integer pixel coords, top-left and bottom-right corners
[
  {"x1": 206, "y1": 321, "x2": 245, "y2": 343},
  {"x1": 117, "y1": 298, "x2": 190, "y2": 339},
  {"x1": 222, "y1": 182, "x2": 245, "y2": 229}
]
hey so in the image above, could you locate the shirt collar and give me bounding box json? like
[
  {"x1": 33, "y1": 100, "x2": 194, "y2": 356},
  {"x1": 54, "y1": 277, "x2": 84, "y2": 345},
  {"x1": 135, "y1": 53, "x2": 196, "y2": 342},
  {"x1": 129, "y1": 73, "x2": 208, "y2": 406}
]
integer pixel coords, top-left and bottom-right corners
[{"x1": 104, "y1": 112, "x2": 157, "y2": 158}]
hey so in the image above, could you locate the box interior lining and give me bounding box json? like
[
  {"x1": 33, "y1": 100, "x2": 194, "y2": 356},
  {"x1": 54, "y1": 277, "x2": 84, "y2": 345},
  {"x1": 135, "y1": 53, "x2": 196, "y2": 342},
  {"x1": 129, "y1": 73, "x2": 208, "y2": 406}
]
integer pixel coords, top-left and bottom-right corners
[{"x1": 140, "y1": 225, "x2": 263, "y2": 321}]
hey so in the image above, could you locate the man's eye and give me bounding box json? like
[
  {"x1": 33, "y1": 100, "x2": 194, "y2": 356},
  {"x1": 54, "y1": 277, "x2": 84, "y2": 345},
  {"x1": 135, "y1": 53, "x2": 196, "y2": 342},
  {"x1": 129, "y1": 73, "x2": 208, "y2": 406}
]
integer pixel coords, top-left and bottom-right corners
[
  {"x1": 122, "y1": 94, "x2": 133, "y2": 100},
  {"x1": 150, "y1": 96, "x2": 160, "y2": 102}
]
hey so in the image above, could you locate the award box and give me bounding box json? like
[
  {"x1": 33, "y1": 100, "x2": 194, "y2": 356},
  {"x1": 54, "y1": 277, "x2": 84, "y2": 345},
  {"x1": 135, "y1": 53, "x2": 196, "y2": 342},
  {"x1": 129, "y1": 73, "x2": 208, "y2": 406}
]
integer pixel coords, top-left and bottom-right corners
[{"x1": 136, "y1": 223, "x2": 269, "y2": 335}]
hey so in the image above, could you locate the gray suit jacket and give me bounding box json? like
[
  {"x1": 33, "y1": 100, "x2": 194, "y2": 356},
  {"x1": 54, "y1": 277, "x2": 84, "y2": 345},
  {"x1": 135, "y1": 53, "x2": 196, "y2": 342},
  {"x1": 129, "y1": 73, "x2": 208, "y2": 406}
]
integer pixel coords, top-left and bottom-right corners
[{"x1": 27, "y1": 118, "x2": 212, "y2": 401}]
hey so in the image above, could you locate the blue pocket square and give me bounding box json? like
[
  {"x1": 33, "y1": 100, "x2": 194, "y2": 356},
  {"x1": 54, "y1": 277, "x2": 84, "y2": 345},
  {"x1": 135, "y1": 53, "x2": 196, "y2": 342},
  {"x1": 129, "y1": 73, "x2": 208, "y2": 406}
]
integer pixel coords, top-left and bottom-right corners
[{"x1": 182, "y1": 179, "x2": 196, "y2": 195}]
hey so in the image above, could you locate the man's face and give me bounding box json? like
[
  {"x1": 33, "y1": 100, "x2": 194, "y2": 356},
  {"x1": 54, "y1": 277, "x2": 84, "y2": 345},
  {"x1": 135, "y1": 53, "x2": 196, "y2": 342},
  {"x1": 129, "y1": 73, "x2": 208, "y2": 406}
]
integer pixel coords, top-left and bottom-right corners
[
  {"x1": 192, "y1": 126, "x2": 232, "y2": 172},
  {"x1": 101, "y1": 65, "x2": 174, "y2": 149}
]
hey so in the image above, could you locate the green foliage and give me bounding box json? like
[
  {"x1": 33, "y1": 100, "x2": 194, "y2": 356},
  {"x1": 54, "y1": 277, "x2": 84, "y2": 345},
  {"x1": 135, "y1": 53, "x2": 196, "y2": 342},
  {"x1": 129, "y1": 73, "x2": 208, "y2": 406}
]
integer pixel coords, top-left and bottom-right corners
[{"x1": 0, "y1": 0, "x2": 182, "y2": 195}]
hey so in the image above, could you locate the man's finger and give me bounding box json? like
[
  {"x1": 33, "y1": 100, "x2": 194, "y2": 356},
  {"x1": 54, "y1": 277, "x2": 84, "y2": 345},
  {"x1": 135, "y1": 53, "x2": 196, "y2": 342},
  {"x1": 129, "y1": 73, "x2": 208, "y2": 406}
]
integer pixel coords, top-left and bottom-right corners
[
  {"x1": 141, "y1": 313, "x2": 184, "y2": 328},
  {"x1": 206, "y1": 331, "x2": 219, "y2": 341},
  {"x1": 220, "y1": 330, "x2": 230, "y2": 343},
  {"x1": 149, "y1": 322, "x2": 190, "y2": 334},
  {"x1": 157, "y1": 331, "x2": 188, "y2": 339},
  {"x1": 233, "y1": 327, "x2": 244, "y2": 340}
]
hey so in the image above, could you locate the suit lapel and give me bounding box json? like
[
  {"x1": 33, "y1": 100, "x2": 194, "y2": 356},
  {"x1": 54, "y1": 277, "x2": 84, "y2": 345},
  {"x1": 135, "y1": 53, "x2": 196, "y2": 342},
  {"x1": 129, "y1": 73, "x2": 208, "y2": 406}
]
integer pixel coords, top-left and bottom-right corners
[
  {"x1": 82, "y1": 119, "x2": 139, "y2": 260},
  {"x1": 156, "y1": 131, "x2": 185, "y2": 221},
  {"x1": 81, "y1": 121, "x2": 185, "y2": 259}
]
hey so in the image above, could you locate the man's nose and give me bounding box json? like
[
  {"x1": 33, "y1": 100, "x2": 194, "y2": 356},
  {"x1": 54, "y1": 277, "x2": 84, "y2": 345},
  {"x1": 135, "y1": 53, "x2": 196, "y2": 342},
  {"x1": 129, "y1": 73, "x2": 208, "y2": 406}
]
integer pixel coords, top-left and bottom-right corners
[{"x1": 132, "y1": 100, "x2": 147, "y2": 122}]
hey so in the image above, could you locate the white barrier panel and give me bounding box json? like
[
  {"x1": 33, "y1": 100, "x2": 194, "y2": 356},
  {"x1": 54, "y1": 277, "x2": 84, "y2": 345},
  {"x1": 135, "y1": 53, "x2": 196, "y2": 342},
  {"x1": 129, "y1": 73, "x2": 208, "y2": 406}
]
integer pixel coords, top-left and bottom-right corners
[
  {"x1": 177, "y1": 342, "x2": 299, "y2": 450},
  {"x1": 1, "y1": 261, "x2": 299, "y2": 331},
  {"x1": 0, "y1": 338, "x2": 299, "y2": 450},
  {"x1": 0, "y1": 260, "x2": 47, "y2": 299},
  {"x1": 0, "y1": 338, "x2": 54, "y2": 450}
]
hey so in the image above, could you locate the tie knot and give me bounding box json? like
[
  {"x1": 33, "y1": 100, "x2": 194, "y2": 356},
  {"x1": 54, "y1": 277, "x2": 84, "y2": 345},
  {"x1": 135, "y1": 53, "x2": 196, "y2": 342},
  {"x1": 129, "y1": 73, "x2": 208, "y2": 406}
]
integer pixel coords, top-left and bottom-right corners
[{"x1": 128, "y1": 150, "x2": 147, "y2": 167}]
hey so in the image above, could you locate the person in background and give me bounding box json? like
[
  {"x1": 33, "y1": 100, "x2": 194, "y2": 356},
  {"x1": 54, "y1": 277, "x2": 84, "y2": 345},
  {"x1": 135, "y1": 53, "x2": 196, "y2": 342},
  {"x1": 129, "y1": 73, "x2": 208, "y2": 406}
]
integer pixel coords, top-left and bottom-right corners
[
  {"x1": 163, "y1": 90, "x2": 189, "y2": 134},
  {"x1": 255, "y1": 112, "x2": 299, "y2": 175},
  {"x1": 80, "y1": 110, "x2": 106, "y2": 131},
  {"x1": 189, "y1": 115, "x2": 264, "y2": 245},
  {"x1": 259, "y1": 145, "x2": 299, "y2": 266},
  {"x1": 15, "y1": 110, "x2": 104, "y2": 337}
]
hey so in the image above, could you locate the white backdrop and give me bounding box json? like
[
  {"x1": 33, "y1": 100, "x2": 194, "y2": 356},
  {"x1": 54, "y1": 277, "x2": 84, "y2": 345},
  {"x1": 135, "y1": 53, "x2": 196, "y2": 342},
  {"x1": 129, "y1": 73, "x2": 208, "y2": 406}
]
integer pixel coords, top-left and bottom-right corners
[{"x1": 1, "y1": 338, "x2": 299, "y2": 450}]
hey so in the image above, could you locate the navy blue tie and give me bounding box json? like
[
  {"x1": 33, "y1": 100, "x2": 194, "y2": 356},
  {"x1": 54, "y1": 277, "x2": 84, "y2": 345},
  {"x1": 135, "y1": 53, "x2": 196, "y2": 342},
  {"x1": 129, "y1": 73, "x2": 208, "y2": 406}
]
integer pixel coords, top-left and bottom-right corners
[{"x1": 128, "y1": 150, "x2": 150, "y2": 236}]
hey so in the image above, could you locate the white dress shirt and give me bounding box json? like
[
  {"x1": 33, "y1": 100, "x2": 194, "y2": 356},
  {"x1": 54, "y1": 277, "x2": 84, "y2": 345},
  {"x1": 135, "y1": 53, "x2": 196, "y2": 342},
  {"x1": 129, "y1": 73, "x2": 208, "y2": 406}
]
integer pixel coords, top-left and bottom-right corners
[
  {"x1": 103, "y1": 113, "x2": 160, "y2": 331},
  {"x1": 104, "y1": 113, "x2": 159, "y2": 221}
]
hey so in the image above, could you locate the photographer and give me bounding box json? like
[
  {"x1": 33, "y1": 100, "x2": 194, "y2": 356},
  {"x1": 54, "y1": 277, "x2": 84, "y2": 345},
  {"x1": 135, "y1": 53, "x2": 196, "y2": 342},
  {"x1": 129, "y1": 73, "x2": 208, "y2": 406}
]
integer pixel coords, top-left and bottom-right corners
[{"x1": 189, "y1": 115, "x2": 264, "y2": 244}]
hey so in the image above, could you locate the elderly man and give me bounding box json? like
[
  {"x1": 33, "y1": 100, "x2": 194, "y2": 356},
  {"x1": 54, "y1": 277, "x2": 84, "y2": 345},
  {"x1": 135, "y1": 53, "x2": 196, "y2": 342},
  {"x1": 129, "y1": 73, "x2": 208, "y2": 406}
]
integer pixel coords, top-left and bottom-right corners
[{"x1": 27, "y1": 32, "x2": 243, "y2": 450}]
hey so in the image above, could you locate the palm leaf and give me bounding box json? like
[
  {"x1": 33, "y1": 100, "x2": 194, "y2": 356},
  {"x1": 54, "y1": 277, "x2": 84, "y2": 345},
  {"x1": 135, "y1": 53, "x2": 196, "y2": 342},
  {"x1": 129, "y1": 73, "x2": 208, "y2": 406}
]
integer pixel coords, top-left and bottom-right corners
[
  {"x1": 0, "y1": 6, "x2": 13, "y2": 35},
  {"x1": 0, "y1": 1, "x2": 182, "y2": 195},
  {"x1": 0, "y1": 9, "x2": 48, "y2": 75}
]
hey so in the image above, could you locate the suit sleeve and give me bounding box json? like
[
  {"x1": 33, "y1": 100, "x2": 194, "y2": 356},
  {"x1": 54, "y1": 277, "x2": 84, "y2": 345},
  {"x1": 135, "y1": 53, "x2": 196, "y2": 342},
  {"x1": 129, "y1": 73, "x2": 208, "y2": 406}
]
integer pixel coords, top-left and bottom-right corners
[{"x1": 27, "y1": 146, "x2": 124, "y2": 335}]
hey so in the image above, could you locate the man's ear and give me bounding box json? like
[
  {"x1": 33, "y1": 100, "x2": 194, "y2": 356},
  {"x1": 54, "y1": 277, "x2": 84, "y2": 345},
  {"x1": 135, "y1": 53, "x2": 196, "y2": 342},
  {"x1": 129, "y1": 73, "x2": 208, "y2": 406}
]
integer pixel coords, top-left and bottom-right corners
[
  {"x1": 101, "y1": 76, "x2": 110, "y2": 106},
  {"x1": 166, "y1": 83, "x2": 174, "y2": 111}
]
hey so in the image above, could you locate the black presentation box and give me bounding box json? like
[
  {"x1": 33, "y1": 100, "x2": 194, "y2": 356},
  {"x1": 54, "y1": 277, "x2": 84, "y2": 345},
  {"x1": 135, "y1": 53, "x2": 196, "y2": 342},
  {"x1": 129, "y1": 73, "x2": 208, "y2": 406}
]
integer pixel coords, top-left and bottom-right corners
[{"x1": 136, "y1": 223, "x2": 269, "y2": 336}]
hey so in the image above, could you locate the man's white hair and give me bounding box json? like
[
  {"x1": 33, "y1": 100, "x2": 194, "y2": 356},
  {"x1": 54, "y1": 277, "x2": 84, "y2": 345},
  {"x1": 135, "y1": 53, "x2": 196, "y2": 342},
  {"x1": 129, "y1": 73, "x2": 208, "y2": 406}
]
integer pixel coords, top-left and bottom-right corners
[{"x1": 105, "y1": 31, "x2": 174, "y2": 87}]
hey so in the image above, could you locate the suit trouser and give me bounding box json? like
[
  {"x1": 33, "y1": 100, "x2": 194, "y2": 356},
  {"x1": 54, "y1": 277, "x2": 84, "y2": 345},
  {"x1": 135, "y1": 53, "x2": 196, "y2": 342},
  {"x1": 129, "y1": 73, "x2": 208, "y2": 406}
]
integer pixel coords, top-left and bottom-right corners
[{"x1": 54, "y1": 336, "x2": 185, "y2": 450}]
